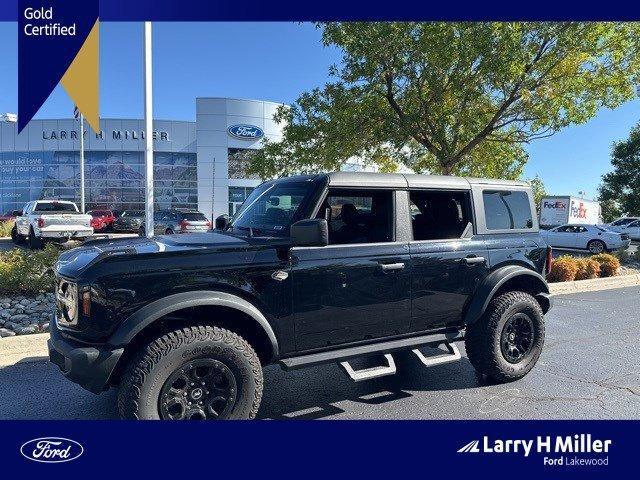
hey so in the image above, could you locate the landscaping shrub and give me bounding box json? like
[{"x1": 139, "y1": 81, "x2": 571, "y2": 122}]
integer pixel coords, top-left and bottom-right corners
[
  {"x1": 0, "y1": 245, "x2": 59, "y2": 295},
  {"x1": 613, "y1": 248, "x2": 630, "y2": 263},
  {"x1": 633, "y1": 249, "x2": 640, "y2": 263},
  {"x1": 0, "y1": 220, "x2": 15, "y2": 238},
  {"x1": 547, "y1": 255, "x2": 579, "y2": 282},
  {"x1": 574, "y1": 258, "x2": 601, "y2": 280},
  {"x1": 590, "y1": 253, "x2": 621, "y2": 277}
]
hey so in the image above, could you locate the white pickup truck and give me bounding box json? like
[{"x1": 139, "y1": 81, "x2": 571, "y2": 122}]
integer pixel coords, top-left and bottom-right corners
[{"x1": 11, "y1": 200, "x2": 93, "y2": 249}]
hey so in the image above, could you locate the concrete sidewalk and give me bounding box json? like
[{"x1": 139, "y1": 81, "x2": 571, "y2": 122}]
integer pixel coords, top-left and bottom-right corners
[{"x1": 0, "y1": 332, "x2": 48, "y2": 367}]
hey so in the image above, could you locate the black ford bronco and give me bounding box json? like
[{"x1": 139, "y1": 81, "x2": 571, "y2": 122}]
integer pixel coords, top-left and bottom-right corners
[{"x1": 49, "y1": 172, "x2": 552, "y2": 420}]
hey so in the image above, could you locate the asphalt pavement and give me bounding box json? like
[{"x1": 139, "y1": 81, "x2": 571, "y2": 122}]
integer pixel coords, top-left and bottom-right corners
[{"x1": 0, "y1": 286, "x2": 638, "y2": 420}]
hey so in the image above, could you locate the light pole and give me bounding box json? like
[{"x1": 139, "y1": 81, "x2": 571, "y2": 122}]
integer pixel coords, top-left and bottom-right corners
[
  {"x1": 144, "y1": 21, "x2": 154, "y2": 238},
  {"x1": 79, "y1": 113, "x2": 85, "y2": 213}
]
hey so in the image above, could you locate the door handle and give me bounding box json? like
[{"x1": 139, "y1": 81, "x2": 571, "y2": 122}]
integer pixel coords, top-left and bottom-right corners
[
  {"x1": 379, "y1": 262, "x2": 405, "y2": 272},
  {"x1": 461, "y1": 256, "x2": 485, "y2": 265}
]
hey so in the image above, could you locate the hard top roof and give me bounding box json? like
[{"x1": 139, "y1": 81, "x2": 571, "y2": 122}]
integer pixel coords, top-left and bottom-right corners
[{"x1": 274, "y1": 172, "x2": 528, "y2": 189}]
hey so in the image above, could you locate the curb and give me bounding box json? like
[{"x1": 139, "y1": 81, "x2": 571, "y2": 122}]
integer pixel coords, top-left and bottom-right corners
[
  {"x1": 0, "y1": 332, "x2": 49, "y2": 368},
  {"x1": 548, "y1": 273, "x2": 640, "y2": 295}
]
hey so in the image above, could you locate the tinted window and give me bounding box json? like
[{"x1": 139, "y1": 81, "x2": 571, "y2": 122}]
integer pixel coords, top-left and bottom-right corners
[
  {"x1": 483, "y1": 191, "x2": 533, "y2": 230},
  {"x1": 34, "y1": 202, "x2": 77, "y2": 213},
  {"x1": 230, "y1": 181, "x2": 314, "y2": 237},
  {"x1": 409, "y1": 190, "x2": 472, "y2": 240},
  {"x1": 317, "y1": 189, "x2": 394, "y2": 245}
]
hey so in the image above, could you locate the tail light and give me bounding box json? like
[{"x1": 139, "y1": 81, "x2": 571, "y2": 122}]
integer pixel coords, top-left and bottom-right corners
[
  {"x1": 545, "y1": 246, "x2": 553, "y2": 275},
  {"x1": 37, "y1": 218, "x2": 45, "y2": 228},
  {"x1": 179, "y1": 220, "x2": 189, "y2": 231},
  {"x1": 207, "y1": 221, "x2": 212, "y2": 230}
]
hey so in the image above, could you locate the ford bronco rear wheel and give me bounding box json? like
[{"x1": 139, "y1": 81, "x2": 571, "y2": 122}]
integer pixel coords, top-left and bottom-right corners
[
  {"x1": 117, "y1": 325, "x2": 263, "y2": 420},
  {"x1": 465, "y1": 291, "x2": 544, "y2": 383}
]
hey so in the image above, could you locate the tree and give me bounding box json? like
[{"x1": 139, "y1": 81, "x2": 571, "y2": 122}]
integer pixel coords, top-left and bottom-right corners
[
  {"x1": 599, "y1": 122, "x2": 640, "y2": 218},
  {"x1": 526, "y1": 174, "x2": 547, "y2": 213},
  {"x1": 251, "y1": 22, "x2": 640, "y2": 179}
]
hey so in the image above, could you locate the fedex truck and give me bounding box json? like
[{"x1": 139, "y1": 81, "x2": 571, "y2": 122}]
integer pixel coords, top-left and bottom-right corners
[{"x1": 539, "y1": 196, "x2": 601, "y2": 229}]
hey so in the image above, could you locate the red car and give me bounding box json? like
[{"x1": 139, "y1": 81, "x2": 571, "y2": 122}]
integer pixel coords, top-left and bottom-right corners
[{"x1": 88, "y1": 209, "x2": 116, "y2": 232}]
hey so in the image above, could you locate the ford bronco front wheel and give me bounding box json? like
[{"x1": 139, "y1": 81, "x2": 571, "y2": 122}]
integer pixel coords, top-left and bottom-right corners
[
  {"x1": 117, "y1": 325, "x2": 263, "y2": 420},
  {"x1": 465, "y1": 291, "x2": 544, "y2": 383}
]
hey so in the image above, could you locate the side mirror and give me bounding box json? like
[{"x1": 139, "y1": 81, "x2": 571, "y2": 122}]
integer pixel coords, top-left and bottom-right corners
[
  {"x1": 215, "y1": 214, "x2": 230, "y2": 230},
  {"x1": 290, "y1": 219, "x2": 329, "y2": 247}
]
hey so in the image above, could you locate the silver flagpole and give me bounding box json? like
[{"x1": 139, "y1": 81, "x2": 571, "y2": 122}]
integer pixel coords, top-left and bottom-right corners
[
  {"x1": 144, "y1": 21, "x2": 154, "y2": 238},
  {"x1": 79, "y1": 113, "x2": 85, "y2": 213}
]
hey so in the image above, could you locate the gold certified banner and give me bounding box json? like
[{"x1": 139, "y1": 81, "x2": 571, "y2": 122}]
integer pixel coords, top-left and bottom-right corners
[{"x1": 60, "y1": 20, "x2": 100, "y2": 132}]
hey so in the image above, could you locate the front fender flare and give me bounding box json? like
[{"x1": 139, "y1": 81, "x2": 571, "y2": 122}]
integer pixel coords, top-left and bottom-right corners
[
  {"x1": 463, "y1": 265, "x2": 550, "y2": 325},
  {"x1": 108, "y1": 291, "x2": 279, "y2": 360}
]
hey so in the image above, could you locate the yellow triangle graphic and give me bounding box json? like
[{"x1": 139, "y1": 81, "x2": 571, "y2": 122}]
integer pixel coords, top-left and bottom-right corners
[{"x1": 61, "y1": 20, "x2": 100, "y2": 132}]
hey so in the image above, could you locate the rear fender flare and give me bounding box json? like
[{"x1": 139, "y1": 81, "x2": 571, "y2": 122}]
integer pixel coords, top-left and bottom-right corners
[
  {"x1": 108, "y1": 291, "x2": 278, "y2": 360},
  {"x1": 463, "y1": 265, "x2": 550, "y2": 325}
]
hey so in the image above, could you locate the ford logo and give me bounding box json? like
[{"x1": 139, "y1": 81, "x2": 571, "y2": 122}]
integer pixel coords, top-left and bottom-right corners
[
  {"x1": 228, "y1": 124, "x2": 264, "y2": 140},
  {"x1": 20, "y1": 437, "x2": 83, "y2": 463}
]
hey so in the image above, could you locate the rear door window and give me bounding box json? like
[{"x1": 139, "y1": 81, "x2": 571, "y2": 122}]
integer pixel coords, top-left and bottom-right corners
[{"x1": 483, "y1": 191, "x2": 533, "y2": 230}]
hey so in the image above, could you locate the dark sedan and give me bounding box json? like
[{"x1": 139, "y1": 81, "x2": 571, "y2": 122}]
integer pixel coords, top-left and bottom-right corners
[{"x1": 112, "y1": 210, "x2": 145, "y2": 232}]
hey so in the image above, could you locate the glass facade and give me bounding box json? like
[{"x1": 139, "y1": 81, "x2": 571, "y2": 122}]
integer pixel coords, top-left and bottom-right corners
[
  {"x1": 228, "y1": 148, "x2": 260, "y2": 180},
  {"x1": 0, "y1": 150, "x2": 197, "y2": 214},
  {"x1": 228, "y1": 186, "x2": 255, "y2": 216}
]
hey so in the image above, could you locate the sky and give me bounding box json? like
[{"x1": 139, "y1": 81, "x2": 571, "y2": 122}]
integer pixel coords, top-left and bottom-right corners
[{"x1": 0, "y1": 21, "x2": 638, "y2": 199}]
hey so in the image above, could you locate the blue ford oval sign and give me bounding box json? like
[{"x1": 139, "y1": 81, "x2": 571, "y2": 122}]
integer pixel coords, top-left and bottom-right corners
[
  {"x1": 228, "y1": 124, "x2": 264, "y2": 140},
  {"x1": 20, "y1": 437, "x2": 83, "y2": 463}
]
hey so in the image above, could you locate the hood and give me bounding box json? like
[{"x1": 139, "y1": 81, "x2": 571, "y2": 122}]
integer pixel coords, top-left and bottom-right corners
[{"x1": 55, "y1": 232, "x2": 257, "y2": 278}]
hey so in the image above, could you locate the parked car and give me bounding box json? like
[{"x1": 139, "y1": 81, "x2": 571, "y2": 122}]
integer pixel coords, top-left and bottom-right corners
[
  {"x1": 540, "y1": 224, "x2": 630, "y2": 253},
  {"x1": 49, "y1": 173, "x2": 552, "y2": 420},
  {"x1": 138, "y1": 208, "x2": 211, "y2": 236},
  {"x1": 88, "y1": 210, "x2": 116, "y2": 232},
  {"x1": 0, "y1": 210, "x2": 22, "y2": 222},
  {"x1": 620, "y1": 219, "x2": 640, "y2": 241},
  {"x1": 112, "y1": 210, "x2": 145, "y2": 232},
  {"x1": 12, "y1": 200, "x2": 93, "y2": 249},
  {"x1": 602, "y1": 216, "x2": 639, "y2": 232}
]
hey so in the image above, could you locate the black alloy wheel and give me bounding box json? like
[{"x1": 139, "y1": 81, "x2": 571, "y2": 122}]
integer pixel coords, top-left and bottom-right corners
[
  {"x1": 159, "y1": 359, "x2": 237, "y2": 420},
  {"x1": 500, "y1": 313, "x2": 534, "y2": 364}
]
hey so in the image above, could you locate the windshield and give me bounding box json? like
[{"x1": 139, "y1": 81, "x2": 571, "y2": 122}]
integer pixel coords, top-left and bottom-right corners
[
  {"x1": 229, "y1": 181, "x2": 314, "y2": 236},
  {"x1": 122, "y1": 211, "x2": 143, "y2": 217},
  {"x1": 34, "y1": 202, "x2": 77, "y2": 213}
]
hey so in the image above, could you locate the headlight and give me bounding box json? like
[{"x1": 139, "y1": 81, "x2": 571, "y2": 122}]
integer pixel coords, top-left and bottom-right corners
[{"x1": 56, "y1": 279, "x2": 78, "y2": 326}]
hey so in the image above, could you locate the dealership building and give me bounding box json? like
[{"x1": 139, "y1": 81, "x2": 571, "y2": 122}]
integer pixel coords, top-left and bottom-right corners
[{"x1": 0, "y1": 97, "x2": 375, "y2": 219}]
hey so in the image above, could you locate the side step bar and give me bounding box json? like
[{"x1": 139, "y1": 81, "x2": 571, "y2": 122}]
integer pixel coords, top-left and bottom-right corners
[
  {"x1": 412, "y1": 342, "x2": 461, "y2": 366},
  {"x1": 339, "y1": 354, "x2": 396, "y2": 382},
  {"x1": 279, "y1": 330, "x2": 463, "y2": 370}
]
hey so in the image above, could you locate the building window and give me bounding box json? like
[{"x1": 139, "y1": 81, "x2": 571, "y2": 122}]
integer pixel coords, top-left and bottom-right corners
[
  {"x1": 228, "y1": 148, "x2": 260, "y2": 180},
  {"x1": 0, "y1": 150, "x2": 198, "y2": 214}
]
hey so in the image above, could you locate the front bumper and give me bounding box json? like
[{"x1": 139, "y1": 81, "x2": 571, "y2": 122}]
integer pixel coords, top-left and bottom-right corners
[{"x1": 48, "y1": 317, "x2": 123, "y2": 394}]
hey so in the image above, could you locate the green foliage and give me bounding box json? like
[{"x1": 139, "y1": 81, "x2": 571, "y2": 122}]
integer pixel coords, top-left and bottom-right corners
[
  {"x1": 526, "y1": 175, "x2": 548, "y2": 213},
  {"x1": 0, "y1": 245, "x2": 59, "y2": 295},
  {"x1": 598, "y1": 198, "x2": 622, "y2": 223},
  {"x1": 0, "y1": 221, "x2": 15, "y2": 238},
  {"x1": 599, "y1": 122, "x2": 640, "y2": 218},
  {"x1": 251, "y1": 22, "x2": 640, "y2": 180}
]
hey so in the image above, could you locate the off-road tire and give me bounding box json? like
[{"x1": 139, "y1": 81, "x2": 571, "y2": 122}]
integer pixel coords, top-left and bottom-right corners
[
  {"x1": 28, "y1": 227, "x2": 43, "y2": 250},
  {"x1": 465, "y1": 291, "x2": 544, "y2": 383},
  {"x1": 117, "y1": 325, "x2": 263, "y2": 420},
  {"x1": 11, "y1": 225, "x2": 24, "y2": 245}
]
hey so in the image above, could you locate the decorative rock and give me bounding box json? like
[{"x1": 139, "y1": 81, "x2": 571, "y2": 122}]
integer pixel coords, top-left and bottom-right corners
[
  {"x1": 0, "y1": 327, "x2": 16, "y2": 337},
  {"x1": 15, "y1": 325, "x2": 37, "y2": 335}
]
